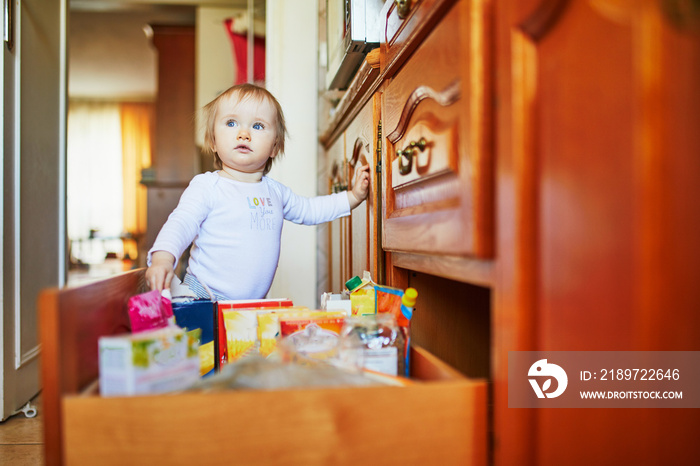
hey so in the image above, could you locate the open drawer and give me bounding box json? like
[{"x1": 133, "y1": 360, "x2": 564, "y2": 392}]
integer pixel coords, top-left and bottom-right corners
[{"x1": 40, "y1": 269, "x2": 487, "y2": 465}]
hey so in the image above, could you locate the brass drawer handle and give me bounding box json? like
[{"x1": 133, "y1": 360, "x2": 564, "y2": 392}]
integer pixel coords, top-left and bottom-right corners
[
  {"x1": 394, "y1": 0, "x2": 412, "y2": 19},
  {"x1": 397, "y1": 137, "x2": 427, "y2": 175}
]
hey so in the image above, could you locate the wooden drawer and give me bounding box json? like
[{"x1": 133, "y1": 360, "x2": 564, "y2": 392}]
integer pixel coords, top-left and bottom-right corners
[
  {"x1": 62, "y1": 346, "x2": 487, "y2": 465},
  {"x1": 40, "y1": 270, "x2": 486, "y2": 465},
  {"x1": 382, "y1": 0, "x2": 493, "y2": 258},
  {"x1": 381, "y1": 0, "x2": 458, "y2": 73}
]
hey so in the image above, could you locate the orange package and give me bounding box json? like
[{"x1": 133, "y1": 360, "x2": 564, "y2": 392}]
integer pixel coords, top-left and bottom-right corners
[{"x1": 278, "y1": 311, "x2": 346, "y2": 337}]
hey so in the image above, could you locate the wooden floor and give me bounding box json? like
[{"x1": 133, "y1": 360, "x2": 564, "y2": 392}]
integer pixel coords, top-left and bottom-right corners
[{"x1": 0, "y1": 393, "x2": 44, "y2": 465}]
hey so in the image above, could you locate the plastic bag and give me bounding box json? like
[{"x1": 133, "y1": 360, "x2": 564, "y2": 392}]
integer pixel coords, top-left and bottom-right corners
[{"x1": 128, "y1": 289, "x2": 174, "y2": 333}]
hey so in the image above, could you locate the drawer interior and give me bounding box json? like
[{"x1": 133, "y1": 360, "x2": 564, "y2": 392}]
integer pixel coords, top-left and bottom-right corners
[{"x1": 62, "y1": 346, "x2": 487, "y2": 465}]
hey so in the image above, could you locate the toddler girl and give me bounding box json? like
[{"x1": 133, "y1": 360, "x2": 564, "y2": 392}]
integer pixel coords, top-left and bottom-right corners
[{"x1": 146, "y1": 83, "x2": 369, "y2": 300}]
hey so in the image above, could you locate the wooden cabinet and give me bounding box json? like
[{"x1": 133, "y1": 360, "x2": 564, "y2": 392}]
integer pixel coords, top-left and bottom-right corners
[{"x1": 323, "y1": 0, "x2": 700, "y2": 464}]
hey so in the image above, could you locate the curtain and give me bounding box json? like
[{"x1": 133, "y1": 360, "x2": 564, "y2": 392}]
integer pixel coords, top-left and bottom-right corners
[
  {"x1": 120, "y1": 102, "x2": 154, "y2": 261},
  {"x1": 225, "y1": 17, "x2": 266, "y2": 84},
  {"x1": 67, "y1": 101, "x2": 123, "y2": 264}
]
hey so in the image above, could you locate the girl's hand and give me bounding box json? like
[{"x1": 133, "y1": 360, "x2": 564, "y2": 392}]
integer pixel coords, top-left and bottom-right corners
[
  {"x1": 145, "y1": 251, "x2": 176, "y2": 292},
  {"x1": 348, "y1": 164, "x2": 370, "y2": 210}
]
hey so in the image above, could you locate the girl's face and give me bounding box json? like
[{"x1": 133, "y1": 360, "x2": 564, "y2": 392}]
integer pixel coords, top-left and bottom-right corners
[{"x1": 212, "y1": 93, "x2": 277, "y2": 176}]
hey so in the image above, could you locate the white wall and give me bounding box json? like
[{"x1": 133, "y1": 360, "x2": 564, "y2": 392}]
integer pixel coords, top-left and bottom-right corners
[
  {"x1": 195, "y1": 6, "x2": 241, "y2": 147},
  {"x1": 265, "y1": 0, "x2": 319, "y2": 308}
]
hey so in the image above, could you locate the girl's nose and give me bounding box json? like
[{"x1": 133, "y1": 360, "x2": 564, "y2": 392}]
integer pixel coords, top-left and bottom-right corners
[{"x1": 238, "y1": 129, "x2": 250, "y2": 140}]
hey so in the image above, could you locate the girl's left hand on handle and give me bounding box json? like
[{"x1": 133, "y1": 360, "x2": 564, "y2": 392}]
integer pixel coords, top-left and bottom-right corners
[{"x1": 348, "y1": 164, "x2": 370, "y2": 209}]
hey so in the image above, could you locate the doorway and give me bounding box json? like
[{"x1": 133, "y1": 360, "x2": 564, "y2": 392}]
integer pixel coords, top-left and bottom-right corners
[
  {"x1": 66, "y1": 1, "x2": 266, "y2": 284},
  {"x1": 66, "y1": 4, "x2": 195, "y2": 284}
]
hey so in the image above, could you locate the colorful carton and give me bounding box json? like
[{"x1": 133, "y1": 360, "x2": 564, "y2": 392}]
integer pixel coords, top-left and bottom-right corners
[
  {"x1": 172, "y1": 300, "x2": 217, "y2": 377},
  {"x1": 98, "y1": 326, "x2": 200, "y2": 397},
  {"x1": 346, "y1": 271, "x2": 377, "y2": 316},
  {"x1": 221, "y1": 306, "x2": 309, "y2": 363},
  {"x1": 216, "y1": 299, "x2": 294, "y2": 365},
  {"x1": 278, "y1": 311, "x2": 346, "y2": 336}
]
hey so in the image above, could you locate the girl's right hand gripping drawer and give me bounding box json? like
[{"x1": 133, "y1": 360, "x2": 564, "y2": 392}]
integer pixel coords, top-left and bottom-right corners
[{"x1": 382, "y1": 1, "x2": 493, "y2": 258}]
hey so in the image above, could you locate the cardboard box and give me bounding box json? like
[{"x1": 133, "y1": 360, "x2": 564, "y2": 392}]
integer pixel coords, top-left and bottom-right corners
[
  {"x1": 98, "y1": 327, "x2": 200, "y2": 397},
  {"x1": 172, "y1": 300, "x2": 217, "y2": 377},
  {"x1": 221, "y1": 306, "x2": 309, "y2": 362},
  {"x1": 216, "y1": 299, "x2": 293, "y2": 365},
  {"x1": 278, "y1": 311, "x2": 346, "y2": 336}
]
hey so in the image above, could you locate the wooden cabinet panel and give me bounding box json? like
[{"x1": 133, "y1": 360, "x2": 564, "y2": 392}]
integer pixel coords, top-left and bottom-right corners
[
  {"x1": 326, "y1": 136, "x2": 346, "y2": 293},
  {"x1": 382, "y1": 1, "x2": 493, "y2": 257},
  {"x1": 494, "y1": 0, "x2": 700, "y2": 464},
  {"x1": 149, "y1": 25, "x2": 197, "y2": 183},
  {"x1": 326, "y1": 96, "x2": 382, "y2": 292}
]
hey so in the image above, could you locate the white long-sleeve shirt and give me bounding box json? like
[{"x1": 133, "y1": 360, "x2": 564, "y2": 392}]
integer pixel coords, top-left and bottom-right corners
[{"x1": 148, "y1": 171, "x2": 350, "y2": 300}]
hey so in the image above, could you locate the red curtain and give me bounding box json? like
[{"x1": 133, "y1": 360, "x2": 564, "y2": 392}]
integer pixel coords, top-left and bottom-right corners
[{"x1": 224, "y1": 18, "x2": 266, "y2": 85}]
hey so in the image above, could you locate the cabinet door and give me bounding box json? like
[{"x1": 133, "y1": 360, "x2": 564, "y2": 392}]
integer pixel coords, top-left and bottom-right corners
[
  {"x1": 382, "y1": 1, "x2": 493, "y2": 258},
  {"x1": 326, "y1": 135, "x2": 348, "y2": 293},
  {"x1": 344, "y1": 98, "x2": 379, "y2": 280},
  {"x1": 495, "y1": 0, "x2": 700, "y2": 464}
]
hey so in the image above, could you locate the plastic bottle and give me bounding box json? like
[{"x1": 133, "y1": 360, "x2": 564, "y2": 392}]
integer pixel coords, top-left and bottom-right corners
[
  {"x1": 400, "y1": 288, "x2": 418, "y2": 377},
  {"x1": 401, "y1": 287, "x2": 418, "y2": 320}
]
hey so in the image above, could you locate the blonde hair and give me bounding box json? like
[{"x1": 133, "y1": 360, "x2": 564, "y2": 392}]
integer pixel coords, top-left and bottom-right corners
[{"x1": 202, "y1": 83, "x2": 287, "y2": 175}]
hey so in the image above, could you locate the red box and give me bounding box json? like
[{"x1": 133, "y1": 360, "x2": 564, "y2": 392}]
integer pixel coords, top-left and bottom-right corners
[{"x1": 216, "y1": 299, "x2": 293, "y2": 367}]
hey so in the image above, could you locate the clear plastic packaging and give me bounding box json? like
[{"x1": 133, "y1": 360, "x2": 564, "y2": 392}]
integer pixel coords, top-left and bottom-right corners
[
  {"x1": 277, "y1": 322, "x2": 364, "y2": 373},
  {"x1": 191, "y1": 356, "x2": 381, "y2": 392},
  {"x1": 340, "y1": 313, "x2": 402, "y2": 376}
]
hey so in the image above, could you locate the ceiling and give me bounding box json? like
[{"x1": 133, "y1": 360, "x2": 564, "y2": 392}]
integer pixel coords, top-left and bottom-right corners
[{"x1": 68, "y1": 1, "x2": 262, "y2": 100}]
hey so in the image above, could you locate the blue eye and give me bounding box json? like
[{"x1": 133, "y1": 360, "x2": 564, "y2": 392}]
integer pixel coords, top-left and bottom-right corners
[
  {"x1": 226, "y1": 120, "x2": 238, "y2": 127},
  {"x1": 253, "y1": 122, "x2": 264, "y2": 130}
]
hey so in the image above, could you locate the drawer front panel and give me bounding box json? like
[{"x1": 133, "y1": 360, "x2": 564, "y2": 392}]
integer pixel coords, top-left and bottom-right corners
[
  {"x1": 63, "y1": 347, "x2": 487, "y2": 465},
  {"x1": 383, "y1": 3, "x2": 469, "y2": 255},
  {"x1": 382, "y1": 0, "x2": 493, "y2": 258}
]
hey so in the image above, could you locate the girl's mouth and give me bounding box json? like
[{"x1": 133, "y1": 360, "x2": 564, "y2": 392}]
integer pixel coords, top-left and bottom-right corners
[{"x1": 235, "y1": 144, "x2": 252, "y2": 152}]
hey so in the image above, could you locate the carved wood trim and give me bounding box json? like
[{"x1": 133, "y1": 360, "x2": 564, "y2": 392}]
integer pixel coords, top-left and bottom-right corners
[{"x1": 386, "y1": 80, "x2": 461, "y2": 144}]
